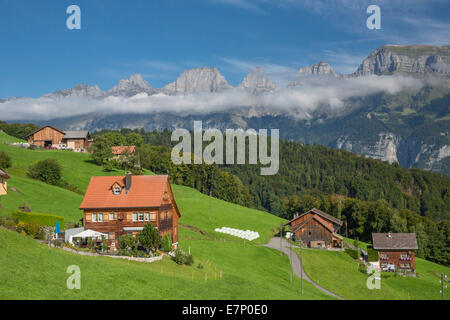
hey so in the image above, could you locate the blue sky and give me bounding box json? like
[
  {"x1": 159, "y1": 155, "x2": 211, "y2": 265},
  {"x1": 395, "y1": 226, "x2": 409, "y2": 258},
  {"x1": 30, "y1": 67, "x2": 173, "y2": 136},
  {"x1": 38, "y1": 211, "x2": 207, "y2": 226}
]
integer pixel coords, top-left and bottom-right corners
[{"x1": 0, "y1": 0, "x2": 449, "y2": 98}]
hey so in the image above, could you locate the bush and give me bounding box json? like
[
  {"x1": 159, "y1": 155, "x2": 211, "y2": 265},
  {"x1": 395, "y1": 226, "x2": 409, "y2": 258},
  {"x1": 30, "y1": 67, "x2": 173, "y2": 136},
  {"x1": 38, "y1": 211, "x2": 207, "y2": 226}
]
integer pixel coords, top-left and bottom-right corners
[
  {"x1": 367, "y1": 249, "x2": 379, "y2": 262},
  {"x1": 27, "y1": 158, "x2": 62, "y2": 185},
  {"x1": 345, "y1": 248, "x2": 360, "y2": 259},
  {"x1": 0, "y1": 215, "x2": 17, "y2": 229},
  {"x1": 0, "y1": 151, "x2": 12, "y2": 169},
  {"x1": 197, "y1": 263, "x2": 204, "y2": 270},
  {"x1": 162, "y1": 233, "x2": 172, "y2": 252},
  {"x1": 171, "y1": 249, "x2": 193, "y2": 266},
  {"x1": 137, "y1": 222, "x2": 161, "y2": 251},
  {"x1": 15, "y1": 221, "x2": 43, "y2": 239},
  {"x1": 12, "y1": 211, "x2": 64, "y2": 229},
  {"x1": 358, "y1": 262, "x2": 367, "y2": 274}
]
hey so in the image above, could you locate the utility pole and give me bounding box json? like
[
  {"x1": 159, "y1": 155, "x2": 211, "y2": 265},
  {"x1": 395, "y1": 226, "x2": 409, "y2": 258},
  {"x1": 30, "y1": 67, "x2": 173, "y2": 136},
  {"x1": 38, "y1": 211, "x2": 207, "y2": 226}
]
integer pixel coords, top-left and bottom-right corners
[
  {"x1": 300, "y1": 240, "x2": 303, "y2": 295},
  {"x1": 290, "y1": 241, "x2": 293, "y2": 283},
  {"x1": 280, "y1": 224, "x2": 283, "y2": 255}
]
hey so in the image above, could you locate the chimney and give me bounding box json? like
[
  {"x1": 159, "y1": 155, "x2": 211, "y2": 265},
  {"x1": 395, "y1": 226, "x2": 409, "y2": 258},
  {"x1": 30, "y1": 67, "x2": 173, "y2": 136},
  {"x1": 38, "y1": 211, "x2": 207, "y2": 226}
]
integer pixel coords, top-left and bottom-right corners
[{"x1": 125, "y1": 172, "x2": 132, "y2": 191}]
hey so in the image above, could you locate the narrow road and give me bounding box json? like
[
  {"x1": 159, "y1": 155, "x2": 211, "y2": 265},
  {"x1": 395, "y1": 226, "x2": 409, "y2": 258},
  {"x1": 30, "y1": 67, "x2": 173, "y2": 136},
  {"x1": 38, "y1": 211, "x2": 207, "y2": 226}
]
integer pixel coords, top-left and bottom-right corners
[{"x1": 263, "y1": 237, "x2": 345, "y2": 300}]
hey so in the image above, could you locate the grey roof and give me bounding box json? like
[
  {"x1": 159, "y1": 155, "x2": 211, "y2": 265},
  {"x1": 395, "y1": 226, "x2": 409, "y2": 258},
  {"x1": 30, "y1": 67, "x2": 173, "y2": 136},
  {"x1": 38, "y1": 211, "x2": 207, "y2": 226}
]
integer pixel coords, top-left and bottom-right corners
[
  {"x1": 285, "y1": 208, "x2": 343, "y2": 227},
  {"x1": 64, "y1": 227, "x2": 85, "y2": 242},
  {"x1": 63, "y1": 131, "x2": 90, "y2": 139},
  {"x1": 372, "y1": 233, "x2": 418, "y2": 250}
]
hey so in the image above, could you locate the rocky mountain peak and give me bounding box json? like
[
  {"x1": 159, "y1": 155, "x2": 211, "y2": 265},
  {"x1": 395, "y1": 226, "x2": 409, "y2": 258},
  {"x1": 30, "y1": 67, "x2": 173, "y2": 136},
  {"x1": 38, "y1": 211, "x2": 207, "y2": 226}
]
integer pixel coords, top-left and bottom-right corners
[
  {"x1": 289, "y1": 61, "x2": 338, "y2": 86},
  {"x1": 354, "y1": 45, "x2": 450, "y2": 76},
  {"x1": 107, "y1": 73, "x2": 158, "y2": 97},
  {"x1": 239, "y1": 66, "x2": 277, "y2": 94},
  {"x1": 162, "y1": 67, "x2": 233, "y2": 95},
  {"x1": 42, "y1": 84, "x2": 104, "y2": 99}
]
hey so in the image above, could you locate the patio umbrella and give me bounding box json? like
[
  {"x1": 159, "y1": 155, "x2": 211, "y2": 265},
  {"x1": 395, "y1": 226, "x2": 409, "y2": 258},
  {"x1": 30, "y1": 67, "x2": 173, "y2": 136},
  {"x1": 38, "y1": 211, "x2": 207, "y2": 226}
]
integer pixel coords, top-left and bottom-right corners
[{"x1": 55, "y1": 220, "x2": 61, "y2": 235}]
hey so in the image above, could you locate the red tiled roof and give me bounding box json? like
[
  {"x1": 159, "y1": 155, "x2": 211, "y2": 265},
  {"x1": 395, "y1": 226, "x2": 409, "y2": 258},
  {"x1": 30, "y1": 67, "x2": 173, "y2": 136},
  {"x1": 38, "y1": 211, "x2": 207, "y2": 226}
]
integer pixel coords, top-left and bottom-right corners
[
  {"x1": 79, "y1": 175, "x2": 176, "y2": 212},
  {"x1": 292, "y1": 215, "x2": 334, "y2": 234},
  {"x1": 112, "y1": 146, "x2": 136, "y2": 155}
]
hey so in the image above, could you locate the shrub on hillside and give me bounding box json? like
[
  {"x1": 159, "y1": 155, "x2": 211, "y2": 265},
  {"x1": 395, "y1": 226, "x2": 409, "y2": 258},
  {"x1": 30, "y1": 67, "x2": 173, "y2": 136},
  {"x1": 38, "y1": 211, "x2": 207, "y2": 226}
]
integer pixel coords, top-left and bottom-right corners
[
  {"x1": 27, "y1": 158, "x2": 62, "y2": 185},
  {"x1": 0, "y1": 215, "x2": 18, "y2": 230},
  {"x1": 172, "y1": 249, "x2": 194, "y2": 265},
  {"x1": 358, "y1": 262, "x2": 367, "y2": 274},
  {"x1": 0, "y1": 151, "x2": 12, "y2": 170},
  {"x1": 12, "y1": 211, "x2": 64, "y2": 229},
  {"x1": 15, "y1": 221, "x2": 41, "y2": 238},
  {"x1": 345, "y1": 248, "x2": 360, "y2": 260},
  {"x1": 137, "y1": 222, "x2": 161, "y2": 251},
  {"x1": 162, "y1": 233, "x2": 172, "y2": 252}
]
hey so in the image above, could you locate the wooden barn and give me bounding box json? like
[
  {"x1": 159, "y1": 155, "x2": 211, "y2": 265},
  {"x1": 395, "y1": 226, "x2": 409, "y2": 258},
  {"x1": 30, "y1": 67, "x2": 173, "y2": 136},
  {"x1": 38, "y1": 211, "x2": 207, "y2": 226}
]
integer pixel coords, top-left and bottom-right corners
[
  {"x1": 285, "y1": 208, "x2": 343, "y2": 249},
  {"x1": 79, "y1": 173, "x2": 180, "y2": 250},
  {"x1": 372, "y1": 232, "x2": 418, "y2": 273},
  {"x1": 27, "y1": 125, "x2": 93, "y2": 152}
]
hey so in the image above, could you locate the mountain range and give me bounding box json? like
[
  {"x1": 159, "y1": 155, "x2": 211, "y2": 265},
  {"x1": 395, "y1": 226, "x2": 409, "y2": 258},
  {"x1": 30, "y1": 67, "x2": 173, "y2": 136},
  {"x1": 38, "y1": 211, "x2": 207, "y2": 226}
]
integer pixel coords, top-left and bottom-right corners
[{"x1": 2, "y1": 44, "x2": 450, "y2": 175}]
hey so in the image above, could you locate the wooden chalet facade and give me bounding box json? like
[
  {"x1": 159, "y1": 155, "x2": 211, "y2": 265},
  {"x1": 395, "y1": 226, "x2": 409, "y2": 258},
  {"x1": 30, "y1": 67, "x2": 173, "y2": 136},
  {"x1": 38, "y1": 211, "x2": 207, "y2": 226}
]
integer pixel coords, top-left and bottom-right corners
[
  {"x1": 285, "y1": 208, "x2": 343, "y2": 249},
  {"x1": 27, "y1": 125, "x2": 93, "y2": 152},
  {"x1": 372, "y1": 233, "x2": 418, "y2": 273},
  {"x1": 79, "y1": 173, "x2": 180, "y2": 250}
]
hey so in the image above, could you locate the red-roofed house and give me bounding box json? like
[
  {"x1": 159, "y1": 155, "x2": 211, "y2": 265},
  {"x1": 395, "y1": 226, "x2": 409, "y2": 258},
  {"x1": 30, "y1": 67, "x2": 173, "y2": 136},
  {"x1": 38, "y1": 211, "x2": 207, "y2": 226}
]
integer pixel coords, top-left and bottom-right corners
[
  {"x1": 112, "y1": 146, "x2": 136, "y2": 157},
  {"x1": 79, "y1": 173, "x2": 180, "y2": 250},
  {"x1": 284, "y1": 208, "x2": 343, "y2": 249}
]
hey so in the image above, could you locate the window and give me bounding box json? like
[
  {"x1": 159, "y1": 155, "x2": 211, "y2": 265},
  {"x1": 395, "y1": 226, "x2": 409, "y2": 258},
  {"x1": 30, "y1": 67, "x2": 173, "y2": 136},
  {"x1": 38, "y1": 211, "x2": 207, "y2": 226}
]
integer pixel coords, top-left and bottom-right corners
[
  {"x1": 139, "y1": 212, "x2": 144, "y2": 221},
  {"x1": 113, "y1": 186, "x2": 121, "y2": 195},
  {"x1": 132, "y1": 213, "x2": 138, "y2": 222},
  {"x1": 109, "y1": 213, "x2": 115, "y2": 220},
  {"x1": 150, "y1": 213, "x2": 156, "y2": 221},
  {"x1": 98, "y1": 213, "x2": 103, "y2": 222},
  {"x1": 92, "y1": 213, "x2": 97, "y2": 222},
  {"x1": 144, "y1": 212, "x2": 150, "y2": 221}
]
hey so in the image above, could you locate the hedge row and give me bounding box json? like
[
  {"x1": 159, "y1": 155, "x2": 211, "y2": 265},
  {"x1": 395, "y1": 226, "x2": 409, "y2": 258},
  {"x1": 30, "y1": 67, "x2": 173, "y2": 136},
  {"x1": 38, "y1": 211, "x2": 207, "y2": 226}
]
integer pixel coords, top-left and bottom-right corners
[
  {"x1": 12, "y1": 211, "x2": 65, "y2": 230},
  {"x1": 367, "y1": 249, "x2": 379, "y2": 262},
  {"x1": 345, "y1": 248, "x2": 360, "y2": 260}
]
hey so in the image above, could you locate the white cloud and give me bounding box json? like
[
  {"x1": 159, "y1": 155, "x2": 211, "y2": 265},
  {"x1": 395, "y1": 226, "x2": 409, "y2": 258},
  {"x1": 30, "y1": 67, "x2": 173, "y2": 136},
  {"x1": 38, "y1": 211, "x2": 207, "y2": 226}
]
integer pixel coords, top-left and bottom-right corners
[{"x1": 0, "y1": 75, "x2": 424, "y2": 121}]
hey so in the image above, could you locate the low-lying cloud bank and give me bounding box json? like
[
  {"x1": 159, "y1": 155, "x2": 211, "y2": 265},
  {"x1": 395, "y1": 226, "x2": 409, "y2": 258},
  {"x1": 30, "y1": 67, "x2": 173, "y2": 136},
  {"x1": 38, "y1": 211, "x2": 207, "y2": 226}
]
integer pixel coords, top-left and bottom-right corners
[{"x1": 0, "y1": 75, "x2": 425, "y2": 121}]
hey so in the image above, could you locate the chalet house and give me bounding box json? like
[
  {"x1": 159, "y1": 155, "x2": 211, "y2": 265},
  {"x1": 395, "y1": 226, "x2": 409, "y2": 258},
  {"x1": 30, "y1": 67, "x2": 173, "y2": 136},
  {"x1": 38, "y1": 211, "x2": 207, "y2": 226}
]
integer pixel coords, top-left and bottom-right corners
[
  {"x1": 112, "y1": 146, "x2": 136, "y2": 161},
  {"x1": 285, "y1": 208, "x2": 343, "y2": 249},
  {"x1": 79, "y1": 173, "x2": 180, "y2": 250},
  {"x1": 372, "y1": 232, "x2": 418, "y2": 273},
  {"x1": 27, "y1": 125, "x2": 93, "y2": 152}
]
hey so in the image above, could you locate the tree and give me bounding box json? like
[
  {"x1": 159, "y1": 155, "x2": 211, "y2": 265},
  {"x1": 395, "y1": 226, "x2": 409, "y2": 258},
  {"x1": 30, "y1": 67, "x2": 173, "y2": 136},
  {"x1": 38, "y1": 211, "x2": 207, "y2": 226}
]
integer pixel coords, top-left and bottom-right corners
[
  {"x1": 89, "y1": 136, "x2": 113, "y2": 166},
  {"x1": 137, "y1": 222, "x2": 162, "y2": 251},
  {"x1": 0, "y1": 151, "x2": 11, "y2": 170},
  {"x1": 27, "y1": 158, "x2": 62, "y2": 185},
  {"x1": 125, "y1": 132, "x2": 144, "y2": 147}
]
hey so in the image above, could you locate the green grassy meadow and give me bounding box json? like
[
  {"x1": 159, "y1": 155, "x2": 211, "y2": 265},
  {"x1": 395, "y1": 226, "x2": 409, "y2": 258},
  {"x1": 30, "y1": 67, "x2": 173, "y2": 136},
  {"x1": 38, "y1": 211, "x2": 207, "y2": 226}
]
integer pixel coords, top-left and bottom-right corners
[{"x1": 299, "y1": 248, "x2": 450, "y2": 300}]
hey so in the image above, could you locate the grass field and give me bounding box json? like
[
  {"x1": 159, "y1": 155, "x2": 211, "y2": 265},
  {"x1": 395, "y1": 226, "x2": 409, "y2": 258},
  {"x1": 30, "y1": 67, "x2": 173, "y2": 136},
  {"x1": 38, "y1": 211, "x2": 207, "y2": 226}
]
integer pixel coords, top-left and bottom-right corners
[{"x1": 298, "y1": 248, "x2": 450, "y2": 300}]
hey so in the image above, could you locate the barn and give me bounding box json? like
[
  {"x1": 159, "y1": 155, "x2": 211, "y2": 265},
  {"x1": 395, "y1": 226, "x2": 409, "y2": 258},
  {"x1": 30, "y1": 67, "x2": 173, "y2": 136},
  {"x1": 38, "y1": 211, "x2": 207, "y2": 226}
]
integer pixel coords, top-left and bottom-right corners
[
  {"x1": 27, "y1": 126, "x2": 93, "y2": 152},
  {"x1": 285, "y1": 208, "x2": 343, "y2": 249}
]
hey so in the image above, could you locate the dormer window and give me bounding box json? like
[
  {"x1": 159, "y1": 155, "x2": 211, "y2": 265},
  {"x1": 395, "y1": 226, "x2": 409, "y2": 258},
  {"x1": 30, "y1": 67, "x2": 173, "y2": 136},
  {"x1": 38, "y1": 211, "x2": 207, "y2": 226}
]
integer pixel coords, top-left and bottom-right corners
[
  {"x1": 111, "y1": 182, "x2": 123, "y2": 195},
  {"x1": 113, "y1": 187, "x2": 121, "y2": 195}
]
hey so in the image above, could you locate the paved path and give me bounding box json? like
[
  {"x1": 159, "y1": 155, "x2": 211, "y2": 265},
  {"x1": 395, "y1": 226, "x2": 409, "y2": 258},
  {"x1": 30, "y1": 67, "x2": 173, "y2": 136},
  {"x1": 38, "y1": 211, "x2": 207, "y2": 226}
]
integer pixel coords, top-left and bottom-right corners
[{"x1": 263, "y1": 237, "x2": 345, "y2": 300}]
